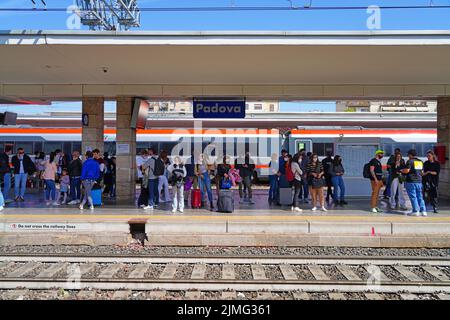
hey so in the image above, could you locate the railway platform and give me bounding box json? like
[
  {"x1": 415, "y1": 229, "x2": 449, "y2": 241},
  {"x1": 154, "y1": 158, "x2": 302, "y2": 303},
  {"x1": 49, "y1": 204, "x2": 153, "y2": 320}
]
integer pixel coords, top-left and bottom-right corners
[{"x1": 1, "y1": 190, "x2": 450, "y2": 248}]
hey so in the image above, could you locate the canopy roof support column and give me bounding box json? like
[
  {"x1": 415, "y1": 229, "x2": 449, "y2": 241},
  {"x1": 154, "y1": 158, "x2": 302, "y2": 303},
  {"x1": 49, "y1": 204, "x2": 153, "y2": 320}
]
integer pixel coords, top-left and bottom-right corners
[{"x1": 81, "y1": 97, "x2": 104, "y2": 155}]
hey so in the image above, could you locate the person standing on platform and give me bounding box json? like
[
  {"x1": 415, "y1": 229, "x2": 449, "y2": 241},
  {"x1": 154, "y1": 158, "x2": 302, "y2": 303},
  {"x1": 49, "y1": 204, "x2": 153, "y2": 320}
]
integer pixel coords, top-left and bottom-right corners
[
  {"x1": 385, "y1": 148, "x2": 402, "y2": 200},
  {"x1": 0, "y1": 148, "x2": 10, "y2": 211},
  {"x1": 68, "y1": 151, "x2": 83, "y2": 205},
  {"x1": 329, "y1": 155, "x2": 347, "y2": 206},
  {"x1": 195, "y1": 153, "x2": 214, "y2": 210},
  {"x1": 1, "y1": 146, "x2": 13, "y2": 203},
  {"x1": 401, "y1": 149, "x2": 427, "y2": 217},
  {"x1": 137, "y1": 149, "x2": 149, "y2": 208},
  {"x1": 235, "y1": 152, "x2": 256, "y2": 205},
  {"x1": 11, "y1": 148, "x2": 36, "y2": 202},
  {"x1": 79, "y1": 151, "x2": 100, "y2": 211},
  {"x1": 142, "y1": 148, "x2": 160, "y2": 210},
  {"x1": 388, "y1": 152, "x2": 407, "y2": 211},
  {"x1": 290, "y1": 153, "x2": 303, "y2": 213},
  {"x1": 306, "y1": 153, "x2": 327, "y2": 212},
  {"x1": 369, "y1": 150, "x2": 385, "y2": 213},
  {"x1": 168, "y1": 156, "x2": 187, "y2": 213},
  {"x1": 321, "y1": 152, "x2": 334, "y2": 203},
  {"x1": 268, "y1": 153, "x2": 279, "y2": 204},
  {"x1": 158, "y1": 150, "x2": 171, "y2": 203},
  {"x1": 299, "y1": 150, "x2": 310, "y2": 204},
  {"x1": 42, "y1": 152, "x2": 59, "y2": 206},
  {"x1": 423, "y1": 150, "x2": 440, "y2": 213}
]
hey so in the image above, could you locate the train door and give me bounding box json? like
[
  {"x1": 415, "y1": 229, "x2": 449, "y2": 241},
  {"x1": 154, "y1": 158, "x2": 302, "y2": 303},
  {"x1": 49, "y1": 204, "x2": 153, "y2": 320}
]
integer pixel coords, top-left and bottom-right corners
[
  {"x1": 336, "y1": 144, "x2": 378, "y2": 196},
  {"x1": 294, "y1": 139, "x2": 313, "y2": 154}
]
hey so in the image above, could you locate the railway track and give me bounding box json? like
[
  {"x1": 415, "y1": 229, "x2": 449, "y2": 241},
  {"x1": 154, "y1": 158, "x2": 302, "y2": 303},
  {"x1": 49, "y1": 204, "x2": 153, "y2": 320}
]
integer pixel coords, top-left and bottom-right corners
[{"x1": 1, "y1": 254, "x2": 450, "y2": 300}]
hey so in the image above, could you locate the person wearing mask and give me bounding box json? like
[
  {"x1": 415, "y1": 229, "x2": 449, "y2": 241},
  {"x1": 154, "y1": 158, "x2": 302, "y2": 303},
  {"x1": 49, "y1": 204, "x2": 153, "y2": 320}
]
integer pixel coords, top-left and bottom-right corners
[
  {"x1": 195, "y1": 153, "x2": 214, "y2": 210},
  {"x1": 158, "y1": 150, "x2": 171, "y2": 203},
  {"x1": 385, "y1": 148, "x2": 402, "y2": 200},
  {"x1": 299, "y1": 150, "x2": 310, "y2": 204},
  {"x1": 167, "y1": 156, "x2": 187, "y2": 213},
  {"x1": 42, "y1": 152, "x2": 59, "y2": 206},
  {"x1": 389, "y1": 152, "x2": 407, "y2": 211},
  {"x1": 1, "y1": 146, "x2": 13, "y2": 203},
  {"x1": 142, "y1": 148, "x2": 160, "y2": 210},
  {"x1": 401, "y1": 149, "x2": 427, "y2": 216},
  {"x1": 79, "y1": 151, "x2": 100, "y2": 211},
  {"x1": 369, "y1": 150, "x2": 385, "y2": 213},
  {"x1": 235, "y1": 152, "x2": 256, "y2": 204},
  {"x1": 322, "y1": 152, "x2": 334, "y2": 203},
  {"x1": 423, "y1": 150, "x2": 440, "y2": 213},
  {"x1": 137, "y1": 149, "x2": 149, "y2": 208},
  {"x1": 11, "y1": 148, "x2": 36, "y2": 202},
  {"x1": 306, "y1": 154, "x2": 327, "y2": 212},
  {"x1": 290, "y1": 153, "x2": 303, "y2": 213},
  {"x1": 329, "y1": 155, "x2": 347, "y2": 206},
  {"x1": 67, "y1": 151, "x2": 83, "y2": 205},
  {"x1": 268, "y1": 153, "x2": 279, "y2": 203}
]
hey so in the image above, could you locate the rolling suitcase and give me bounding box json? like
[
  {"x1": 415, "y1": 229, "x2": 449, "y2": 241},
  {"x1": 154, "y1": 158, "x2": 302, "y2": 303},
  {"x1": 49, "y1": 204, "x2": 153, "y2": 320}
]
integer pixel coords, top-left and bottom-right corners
[
  {"x1": 191, "y1": 188, "x2": 202, "y2": 209},
  {"x1": 278, "y1": 187, "x2": 293, "y2": 206},
  {"x1": 217, "y1": 189, "x2": 234, "y2": 213},
  {"x1": 91, "y1": 185, "x2": 102, "y2": 206}
]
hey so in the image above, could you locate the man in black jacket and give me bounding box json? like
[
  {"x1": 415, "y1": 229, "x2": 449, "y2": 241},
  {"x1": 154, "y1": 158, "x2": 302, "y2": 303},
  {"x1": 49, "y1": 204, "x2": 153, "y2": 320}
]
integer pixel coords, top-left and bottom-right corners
[
  {"x1": 11, "y1": 148, "x2": 36, "y2": 201},
  {"x1": 67, "y1": 151, "x2": 83, "y2": 204},
  {"x1": 235, "y1": 152, "x2": 256, "y2": 204}
]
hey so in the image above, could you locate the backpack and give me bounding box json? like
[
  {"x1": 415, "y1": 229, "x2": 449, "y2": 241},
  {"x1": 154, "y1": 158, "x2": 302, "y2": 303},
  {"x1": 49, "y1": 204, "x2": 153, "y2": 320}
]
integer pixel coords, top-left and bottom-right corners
[
  {"x1": 153, "y1": 157, "x2": 165, "y2": 176},
  {"x1": 363, "y1": 162, "x2": 372, "y2": 179},
  {"x1": 285, "y1": 162, "x2": 294, "y2": 182}
]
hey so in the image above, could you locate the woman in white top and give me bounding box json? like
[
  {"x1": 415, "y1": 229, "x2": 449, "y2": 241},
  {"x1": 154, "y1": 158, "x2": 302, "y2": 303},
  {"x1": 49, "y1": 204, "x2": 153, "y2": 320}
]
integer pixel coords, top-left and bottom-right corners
[
  {"x1": 290, "y1": 153, "x2": 303, "y2": 212},
  {"x1": 167, "y1": 156, "x2": 187, "y2": 213}
]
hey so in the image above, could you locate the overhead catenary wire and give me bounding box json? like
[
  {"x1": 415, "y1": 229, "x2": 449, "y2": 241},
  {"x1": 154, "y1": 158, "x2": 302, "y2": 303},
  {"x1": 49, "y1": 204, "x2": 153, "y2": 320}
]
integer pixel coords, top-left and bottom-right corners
[{"x1": 2, "y1": 5, "x2": 450, "y2": 12}]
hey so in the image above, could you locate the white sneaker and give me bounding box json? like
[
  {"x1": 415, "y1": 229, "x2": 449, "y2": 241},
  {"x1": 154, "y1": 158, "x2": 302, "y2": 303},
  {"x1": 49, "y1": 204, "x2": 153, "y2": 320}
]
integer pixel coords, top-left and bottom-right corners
[
  {"x1": 291, "y1": 206, "x2": 295, "y2": 211},
  {"x1": 179, "y1": 209, "x2": 184, "y2": 213},
  {"x1": 79, "y1": 205, "x2": 84, "y2": 210},
  {"x1": 371, "y1": 208, "x2": 378, "y2": 213},
  {"x1": 46, "y1": 201, "x2": 51, "y2": 206},
  {"x1": 172, "y1": 208, "x2": 177, "y2": 213},
  {"x1": 0, "y1": 206, "x2": 4, "y2": 212},
  {"x1": 89, "y1": 205, "x2": 94, "y2": 211},
  {"x1": 68, "y1": 200, "x2": 77, "y2": 205},
  {"x1": 408, "y1": 211, "x2": 420, "y2": 217},
  {"x1": 52, "y1": 202, "x2": 60, "y2": 206},
  {"x1": 321, "y1": 206, "x2": 328, "y2": 212},
  {"x1": 312, "y1": 207, "x2": 317, "y2": 211},
  {"x1": 421, "y1": 211, "x2": 428, "y2": 217},
  {"x1": 139, "y1": 204, "x2": 146, "y2": 208},
  {"x1": 143, "y1": 205, "x2": 153, "y2": 210},
  {"x1": 294, "y1": 207, "x2": 303, "y2": 213}
]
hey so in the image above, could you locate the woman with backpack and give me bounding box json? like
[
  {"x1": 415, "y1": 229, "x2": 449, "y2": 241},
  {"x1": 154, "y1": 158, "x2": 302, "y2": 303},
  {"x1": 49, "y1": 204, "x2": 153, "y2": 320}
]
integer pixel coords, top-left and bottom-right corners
[
  {"x1": 306, "y1": 153, "x2": 327, "y2": 212},
  {"x1": 290, "y1": 153, "x2": 303, "y2": 213},
  {"x1": 167, "y1": 156, "x2": 187, "y2": 213}
]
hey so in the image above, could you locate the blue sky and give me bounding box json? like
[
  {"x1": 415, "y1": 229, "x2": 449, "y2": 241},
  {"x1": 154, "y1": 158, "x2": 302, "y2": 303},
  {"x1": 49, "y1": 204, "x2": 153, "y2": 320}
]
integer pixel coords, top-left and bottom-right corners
[
  {"x1": 0, "y1": 0, "x2": 450, "y2": 30},
  {"x1": 0, "y1": 1, "x2": 448, "y2": 113}
]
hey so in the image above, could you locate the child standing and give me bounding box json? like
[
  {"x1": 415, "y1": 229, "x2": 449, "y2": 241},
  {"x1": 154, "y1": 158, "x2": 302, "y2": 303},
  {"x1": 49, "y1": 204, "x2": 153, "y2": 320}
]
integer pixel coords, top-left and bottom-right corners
[{"x1": 59, "y1": 169, "x2": 70, "y2": 205}]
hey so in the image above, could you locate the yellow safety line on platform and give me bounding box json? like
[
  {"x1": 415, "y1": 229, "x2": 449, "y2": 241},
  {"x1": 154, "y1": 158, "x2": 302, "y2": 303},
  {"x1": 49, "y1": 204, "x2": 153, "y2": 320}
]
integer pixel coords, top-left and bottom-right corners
[{"x1": 2, "y1": 214, "x2": 450, "y2": 222}]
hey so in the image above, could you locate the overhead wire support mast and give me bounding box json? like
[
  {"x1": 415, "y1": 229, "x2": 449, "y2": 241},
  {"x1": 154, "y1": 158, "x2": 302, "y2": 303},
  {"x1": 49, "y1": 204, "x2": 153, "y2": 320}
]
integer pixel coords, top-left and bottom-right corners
[{"x1": 75, "y1": 0, "x2": 140, "y2": 31}]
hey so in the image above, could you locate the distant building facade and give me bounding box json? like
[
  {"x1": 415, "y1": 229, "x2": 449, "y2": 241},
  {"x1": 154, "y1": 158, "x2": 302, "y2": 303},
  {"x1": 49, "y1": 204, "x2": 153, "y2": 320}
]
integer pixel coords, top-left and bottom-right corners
[{"x1": 336, "y1": 100, "x2": 437, "y2": 112}]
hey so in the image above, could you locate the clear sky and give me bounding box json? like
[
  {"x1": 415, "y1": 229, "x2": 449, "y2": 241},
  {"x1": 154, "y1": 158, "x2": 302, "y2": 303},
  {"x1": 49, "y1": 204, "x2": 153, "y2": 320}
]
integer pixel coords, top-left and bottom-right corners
[{"x1": 0, "y1": 0, "x2": 450, "y2": 30}]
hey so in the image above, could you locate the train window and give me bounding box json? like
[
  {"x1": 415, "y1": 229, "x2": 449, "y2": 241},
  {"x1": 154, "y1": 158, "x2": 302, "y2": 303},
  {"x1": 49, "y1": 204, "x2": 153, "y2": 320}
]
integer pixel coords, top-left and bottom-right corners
[
  {"x1": 34, "y1": 141, "x2": 43, "y2": 153},
  {"x1": 43, "y1": 142, "x2": 62, "y2": 154},
  {"x1": 392, "y1": 143, "x2": 414, "y2": 156},
  {"x1": 104, "y1": 142, "x2": 116, "y2": 155},
  {"x1": 419, "y1": 143, "x2": 436, "y2": 157},
  {"x1": 382, "y1": 144, "x2": 393, "y2": 157},
  {"x1": 16, "y1": 142, "x2": 33, "y2": 154},
  {"x1": 313, "y1": 143, "x2": 334, "y2": 156}
]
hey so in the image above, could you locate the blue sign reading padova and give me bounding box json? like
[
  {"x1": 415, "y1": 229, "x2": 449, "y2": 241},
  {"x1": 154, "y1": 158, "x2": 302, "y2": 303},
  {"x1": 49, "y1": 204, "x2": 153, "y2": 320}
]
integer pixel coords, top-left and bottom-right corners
[{"x1": 193, "y1": 98, "x2": 246, "y2": 119}]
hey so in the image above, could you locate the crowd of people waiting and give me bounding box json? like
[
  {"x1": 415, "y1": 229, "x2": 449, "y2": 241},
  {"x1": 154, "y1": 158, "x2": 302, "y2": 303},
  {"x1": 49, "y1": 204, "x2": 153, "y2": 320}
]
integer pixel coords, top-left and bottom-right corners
[
  {"x1": 0, "y1": 146, "x2": 116, "y2": 212},
  {"x1": 0, "y1": 145, "x2": 442, "y2": 216}
]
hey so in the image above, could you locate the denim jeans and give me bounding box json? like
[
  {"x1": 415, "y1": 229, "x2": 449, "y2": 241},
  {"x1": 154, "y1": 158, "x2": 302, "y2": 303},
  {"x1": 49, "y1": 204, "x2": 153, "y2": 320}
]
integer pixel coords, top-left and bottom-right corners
[
  {"x1": 148, "y1": 178, "x2": 159, "y2": 207},
  {"x1": 0, "y1": 187, "x2": 4, "y2": 207},
  {"x1": 198, "y1": 172, "x2": 213, "y2": 203},
  {"x1": 70, "y1": 177, "x2": 81, "y2": 201},
  {"x1": 268, "y1": 175, "x2": 278, "y2": 201},
  {"x1": 405, "y1": 182, "x2": 426, "y2": 213},
  {"x1": 3, "y1": 173, "x2": 11, "y2": 200},
  {"x1": 44, "y1": 179, "x2": 56, "y2": 201},
  {"x1": 331, "y1": 175, "x2": 346, "y2": 202},
  {"x1": 14, "y1": 173, "x2": 28, "y2": 198},
  {"x1": 299, "y1": 178, "x2": 309, "y2": 200},
  {"x1": 389, "y1": 177, "x2": 406, "y2": 208}
]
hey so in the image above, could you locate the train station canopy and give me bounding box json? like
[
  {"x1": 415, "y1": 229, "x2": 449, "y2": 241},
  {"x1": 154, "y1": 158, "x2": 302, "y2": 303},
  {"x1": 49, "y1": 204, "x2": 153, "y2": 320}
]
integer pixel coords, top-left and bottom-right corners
[{"x1": 1, "y1": 30, "x2": 450, "y2": 102}]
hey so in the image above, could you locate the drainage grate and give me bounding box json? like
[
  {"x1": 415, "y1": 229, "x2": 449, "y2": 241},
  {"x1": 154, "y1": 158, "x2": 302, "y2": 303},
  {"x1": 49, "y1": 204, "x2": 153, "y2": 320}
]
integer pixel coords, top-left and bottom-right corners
[{"x1": 129, "y1": 223, "x2": 148, "y2": 246}]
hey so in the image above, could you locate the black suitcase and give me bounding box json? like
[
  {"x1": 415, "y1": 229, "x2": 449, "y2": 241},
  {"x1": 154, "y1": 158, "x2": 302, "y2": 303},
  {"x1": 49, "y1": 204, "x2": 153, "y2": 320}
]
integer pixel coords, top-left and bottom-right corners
[
  {"x1": 278, "y1": 187, "x2": 293, "y2": 206},
  {"x1": 217, "y1": 189, "x2": 234, "y2": 213}
]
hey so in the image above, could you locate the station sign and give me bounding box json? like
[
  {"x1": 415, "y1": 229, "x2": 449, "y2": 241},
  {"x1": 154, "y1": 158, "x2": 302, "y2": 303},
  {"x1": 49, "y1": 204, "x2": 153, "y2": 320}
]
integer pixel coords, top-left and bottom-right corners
[{"x1": 193, "y1": 97, "x2": 246, "y2": 119}]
